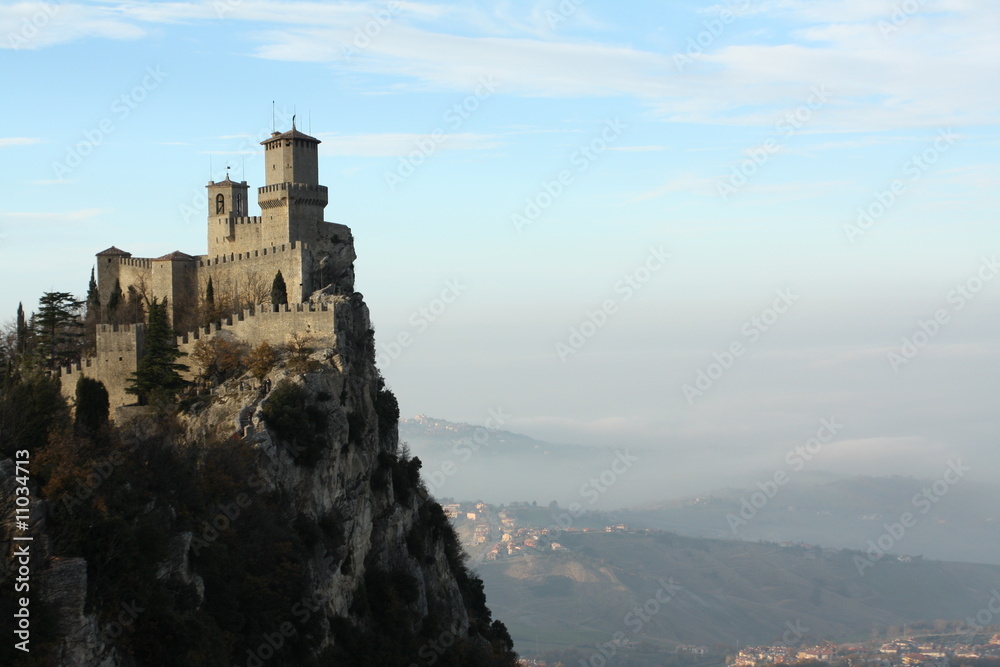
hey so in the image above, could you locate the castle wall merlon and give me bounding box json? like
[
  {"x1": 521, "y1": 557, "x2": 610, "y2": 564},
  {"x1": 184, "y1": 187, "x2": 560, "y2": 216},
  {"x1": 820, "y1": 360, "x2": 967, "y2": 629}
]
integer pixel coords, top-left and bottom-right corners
[
  {"x1": 198, "y1": 241, "x2": 307, "y2": 267},
  {"x1": 115, "y1": 257, "x2": 153, "y2": 269},
  {"x1": 174, "y1": 300, "x2": 341, "y2": 382}
]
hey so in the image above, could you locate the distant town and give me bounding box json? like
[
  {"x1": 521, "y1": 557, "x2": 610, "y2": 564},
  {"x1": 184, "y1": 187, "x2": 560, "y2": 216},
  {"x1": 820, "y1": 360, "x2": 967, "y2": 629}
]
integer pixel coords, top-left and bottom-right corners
[{"x1": 441, "y1": 500, "x2": 1000, "y2": 667}]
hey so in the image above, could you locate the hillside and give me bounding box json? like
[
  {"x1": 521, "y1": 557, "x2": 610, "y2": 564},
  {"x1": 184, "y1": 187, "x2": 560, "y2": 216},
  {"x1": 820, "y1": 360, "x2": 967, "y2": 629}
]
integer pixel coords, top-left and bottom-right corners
[
  {"x1": 463, "y1": 514, "x2": 1000, "y2": 663},
  {"x1": 403, "y1": 417, "x2": 1000, "y2": 566},
  {"x1": 619, "y1": 476, "x2": 1000, "y2": 567}
]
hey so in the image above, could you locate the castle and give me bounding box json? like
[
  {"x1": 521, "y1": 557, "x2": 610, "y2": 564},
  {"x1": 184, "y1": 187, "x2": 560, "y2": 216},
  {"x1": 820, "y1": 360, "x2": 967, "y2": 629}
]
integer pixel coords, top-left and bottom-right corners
[{"x1": 60, "y1": 123, "x2": 357, "y2": 408}]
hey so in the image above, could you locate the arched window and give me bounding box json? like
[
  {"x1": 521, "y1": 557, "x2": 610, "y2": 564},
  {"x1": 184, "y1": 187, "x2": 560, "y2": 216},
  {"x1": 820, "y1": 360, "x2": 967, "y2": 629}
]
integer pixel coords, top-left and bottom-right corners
[
  {"x1": 236, "y1": 193, "x2": 243, "y2": 216},
  {"x1": 215, "y1": 193, "x2": 225, "y2": 214}
]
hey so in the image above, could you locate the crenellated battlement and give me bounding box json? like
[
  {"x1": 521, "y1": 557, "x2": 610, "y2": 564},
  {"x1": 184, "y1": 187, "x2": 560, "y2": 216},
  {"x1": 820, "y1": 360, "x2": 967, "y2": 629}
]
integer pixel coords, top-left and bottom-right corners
[
  {"x1": 214, "y1": 215, "x2": 263, "y2": 225},
  {"x1": 198, "y1": 241, "x2": 308, "y2": 266},
  {"x1": 58, "y1": 357, "x2": 95, "y2": 378},
  {"x1": 115, "y1": 257, "x2": 153, "y2": 269},
  {"x1": 258, "y1": 182, "x2": 328, "y2": 196},
  {"x1": 175, "y1": 301, "x2": 336, "y2": 345},
  {"x1": 96, "y1": 323, "x2": 141, "y2": 334}
]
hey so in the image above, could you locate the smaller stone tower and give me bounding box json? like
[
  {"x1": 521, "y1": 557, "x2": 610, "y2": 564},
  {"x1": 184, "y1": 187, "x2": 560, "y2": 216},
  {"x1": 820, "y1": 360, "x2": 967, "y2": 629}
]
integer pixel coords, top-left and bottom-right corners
[{"x1": 206, "y1": 175, "x2": 251, "y2": 256}]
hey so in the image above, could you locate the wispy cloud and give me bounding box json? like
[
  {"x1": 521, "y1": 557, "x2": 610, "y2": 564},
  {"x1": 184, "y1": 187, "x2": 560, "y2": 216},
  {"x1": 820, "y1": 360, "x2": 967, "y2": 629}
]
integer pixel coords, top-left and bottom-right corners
[
  {"x1": 5, "y1": 1, "x2": 1000, "y2": 131},
  {"x1": 0, "y1": 2, "x2": 144, "y2": 50},
  {"x1": 0, "y1": 137, "x2": 43, "y2": 147}
]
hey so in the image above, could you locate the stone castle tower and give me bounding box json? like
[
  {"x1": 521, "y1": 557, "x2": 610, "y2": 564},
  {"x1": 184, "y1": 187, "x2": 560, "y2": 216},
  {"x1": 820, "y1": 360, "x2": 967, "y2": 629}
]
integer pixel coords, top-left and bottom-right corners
[{"x1": 63, "y1": 123, "x2": 357, "y2": 408}]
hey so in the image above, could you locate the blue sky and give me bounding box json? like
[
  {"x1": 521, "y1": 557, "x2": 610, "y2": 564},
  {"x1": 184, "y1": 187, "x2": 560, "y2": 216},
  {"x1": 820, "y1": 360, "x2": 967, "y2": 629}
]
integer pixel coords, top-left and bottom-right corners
[{"x1": 2, "y1": 0, "x2": 999, "y2": 498}]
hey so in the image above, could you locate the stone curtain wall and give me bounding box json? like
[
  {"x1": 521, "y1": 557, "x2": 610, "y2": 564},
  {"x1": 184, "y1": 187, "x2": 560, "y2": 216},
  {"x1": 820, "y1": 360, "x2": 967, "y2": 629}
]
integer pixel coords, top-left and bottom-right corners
[
  {"x1": 175, "y1": 301, "x2": 339, "y2": 373},
  {"x1": 58, "y1": 323, "x2": 146, "y2": 409},
  {"x1": 58, "y1": 302, "x2": 341, "y2": 409},
  {"x1": 196, "y1": 242, "x2": 306, "y2": 305}
]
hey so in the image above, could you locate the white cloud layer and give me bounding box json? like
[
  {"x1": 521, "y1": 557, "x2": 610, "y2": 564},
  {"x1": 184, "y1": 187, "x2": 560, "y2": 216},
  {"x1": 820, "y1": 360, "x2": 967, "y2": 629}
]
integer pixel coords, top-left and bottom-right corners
[{"x1": 3, "y1": 1, "x2": 997, "y2": 129}]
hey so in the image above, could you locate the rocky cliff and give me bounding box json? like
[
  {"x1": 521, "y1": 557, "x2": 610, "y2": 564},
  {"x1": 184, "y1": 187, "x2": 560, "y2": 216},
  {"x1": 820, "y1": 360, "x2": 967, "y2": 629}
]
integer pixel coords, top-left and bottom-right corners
[{"x1": 0, "y1": 286, "x2": 517, "y2": 665}]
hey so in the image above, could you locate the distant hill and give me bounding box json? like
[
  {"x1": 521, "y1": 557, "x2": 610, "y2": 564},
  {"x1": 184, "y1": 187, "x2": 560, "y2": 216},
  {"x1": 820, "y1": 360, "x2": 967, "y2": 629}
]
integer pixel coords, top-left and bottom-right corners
[
  {"x1": 475, "y1": 528, "x2": 1000, "y2": 661},
  {"x1": 617, "y1": 476, "x2": 1000, "y2": 566},
  {"x1": 403, "y1": 417, "x2": 1000, "y2": 566},
  {"x1": 400, "y1": 415, "x2": 653, "y2": 507}
]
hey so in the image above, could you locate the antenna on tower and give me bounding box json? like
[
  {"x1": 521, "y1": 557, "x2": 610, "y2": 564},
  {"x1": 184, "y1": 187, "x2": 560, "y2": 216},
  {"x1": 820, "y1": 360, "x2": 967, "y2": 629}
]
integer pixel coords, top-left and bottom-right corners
[
  {"x1": 272, "y1": 101, "x2": 276, "y2": 132},
  {"x1": 241, "y1": 155, "x2": 245, "y2": 181},
  {"x1": 309, "y1": 110, "x2": 312, "y2": 134},
  {"x1": 210, "y1": 157, "x2": 213, "y2": 181}
]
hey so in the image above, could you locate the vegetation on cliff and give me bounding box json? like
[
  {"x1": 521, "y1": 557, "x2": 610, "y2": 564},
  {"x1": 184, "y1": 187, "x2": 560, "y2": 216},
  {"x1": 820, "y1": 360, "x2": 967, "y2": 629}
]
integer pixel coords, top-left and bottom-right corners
[{"x1": 0, "y1": 300, "x2": 518, "y2": 667}]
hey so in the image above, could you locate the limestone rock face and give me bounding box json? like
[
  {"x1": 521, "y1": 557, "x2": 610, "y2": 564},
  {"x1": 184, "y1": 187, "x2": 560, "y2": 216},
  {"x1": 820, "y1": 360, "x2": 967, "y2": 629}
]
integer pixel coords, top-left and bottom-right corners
[{"x1": 3, "y1": 288, "x2": 514, "y2": 666}]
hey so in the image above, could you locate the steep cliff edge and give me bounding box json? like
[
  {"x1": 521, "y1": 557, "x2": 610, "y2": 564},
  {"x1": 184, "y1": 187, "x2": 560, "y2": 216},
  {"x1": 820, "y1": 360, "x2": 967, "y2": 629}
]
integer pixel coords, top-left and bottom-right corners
[{"x1": 0, "y1": 290, "x2": 518, "y2": 666}]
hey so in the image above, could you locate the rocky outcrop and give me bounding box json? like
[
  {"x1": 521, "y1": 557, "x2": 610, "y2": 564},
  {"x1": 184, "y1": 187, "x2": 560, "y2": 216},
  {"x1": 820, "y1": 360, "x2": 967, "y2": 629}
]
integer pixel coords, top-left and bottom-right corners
[{"x1": 1, "y1": 288, "x2": 516, "y2": 666}]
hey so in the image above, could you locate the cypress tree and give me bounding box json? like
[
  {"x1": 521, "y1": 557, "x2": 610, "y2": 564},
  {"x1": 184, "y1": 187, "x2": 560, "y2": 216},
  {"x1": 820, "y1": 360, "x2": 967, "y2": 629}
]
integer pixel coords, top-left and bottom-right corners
[
  {"x1": 126, "y1": 298, "x2": 189, "y2": 406},
  {"x1": 271, "y1": 271, "x2": 288, "y2": 307},
  {"x1": 108, "y1": 278, "x2": 122, "y2": 315},
  {"x1": 84, "y1": 268, "x2": 101, "y2": 349},
  {"x1": 86, "y1": 268, "x2": 100, "y2": 310},
  {"x1": 15, "y1": 302, "x2": 28, "y2": 355}
]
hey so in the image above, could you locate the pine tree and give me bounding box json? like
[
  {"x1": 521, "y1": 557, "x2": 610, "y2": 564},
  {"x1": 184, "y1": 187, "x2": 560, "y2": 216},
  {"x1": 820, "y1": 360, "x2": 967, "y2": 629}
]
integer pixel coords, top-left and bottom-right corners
[
  {"x1": 33, "y1": 291, "x2": 84, "y2": 368},
  {"x1": 126, "y1": 299, "x2": 189, "y2": 406},
  {"x1": 271, "y1": 270, "x2": 288, "y2": 307}
]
